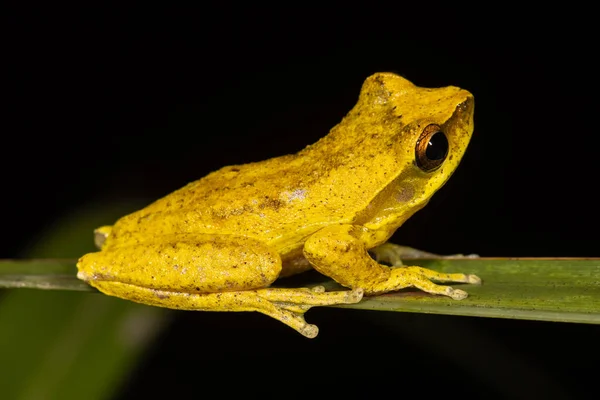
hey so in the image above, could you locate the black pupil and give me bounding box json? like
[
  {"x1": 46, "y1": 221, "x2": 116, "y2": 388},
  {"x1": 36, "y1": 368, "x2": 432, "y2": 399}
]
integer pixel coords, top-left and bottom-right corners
[{"x1": 426, "y1": 132, "x2": 448, "y2": 160}]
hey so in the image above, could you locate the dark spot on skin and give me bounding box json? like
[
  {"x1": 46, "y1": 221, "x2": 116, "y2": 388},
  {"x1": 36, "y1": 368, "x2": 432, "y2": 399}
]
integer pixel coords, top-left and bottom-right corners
[
  {"x1": 259, "y1": 196, "x2": 284, "y2": 211},
  {"x1": 230, "y1": 167, "x2": 240, "y2": 172},
  {"x1": 154, "y1": 290, "x2": 170, "y2": 300},
  {"x1": 209, "y1": 239, "x2": 227, "y2": 250},
  {"x1": 196, "y1": 287, "x2": 200, "y2": 291},
  {"x1": 232, "y1": 265, "x2": 238, "y2": 269},
  {"x1": 210, "y1": 204, "x2": 255, "y2": 219},
  {"x1": 374, "y1": 75, "x2": 385, "y2": 86}
]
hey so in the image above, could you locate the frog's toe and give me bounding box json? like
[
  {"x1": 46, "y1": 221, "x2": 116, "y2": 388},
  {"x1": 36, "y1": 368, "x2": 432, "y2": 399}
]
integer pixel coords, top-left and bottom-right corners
[
  {"x1": 346, "y1": 287, "x2": 364, "y2": 303},
  {"x1": 311, "y1": 285, "x2": 326, "y2": 293},
  {"x1": 467, "y1": 274, "x2": 482, "y2": 285},
  {"x1": 447, "y1": 287, "x2": 469, "y2": 300},
  {"x1": 447, "y1": 253, "x2": 480, "y2": 259},
  {"x1": 299, "y1": 323, "x2": 319, "y2": 339}
]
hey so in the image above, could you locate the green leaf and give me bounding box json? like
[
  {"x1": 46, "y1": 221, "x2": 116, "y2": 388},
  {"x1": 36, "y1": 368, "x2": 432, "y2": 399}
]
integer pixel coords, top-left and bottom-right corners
[
  {"x1": 338, "y1": 258, "x2": 600, "y2": 324},
  {"x1": 2, "y1": 257, "x2": 599, "y2": 324},
  {"x1": 0, "y1": 202, "x2": 169, "y2": 400},
  {"x1": 0, "y1": 259, "x2": 89, "y2": 291}
]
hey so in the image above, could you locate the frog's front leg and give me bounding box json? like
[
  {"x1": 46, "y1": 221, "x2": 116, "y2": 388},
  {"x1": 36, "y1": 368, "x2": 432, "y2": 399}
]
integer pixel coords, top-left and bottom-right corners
[
  {"x1": 77, "y1": 234, "x2": 362, "y2": 338},
  {"x1": 304, "y1": 225, "x2": 481, "y2": 299},
  {"x1": 370, "y1": 243, "x2": 479, "y2": 267}
]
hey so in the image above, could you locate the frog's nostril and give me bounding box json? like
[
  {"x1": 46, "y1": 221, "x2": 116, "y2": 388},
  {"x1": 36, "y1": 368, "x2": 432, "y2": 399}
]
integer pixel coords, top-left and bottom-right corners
[{"x1": 456, "y1": 96, "x2": 474, "y2": 115}]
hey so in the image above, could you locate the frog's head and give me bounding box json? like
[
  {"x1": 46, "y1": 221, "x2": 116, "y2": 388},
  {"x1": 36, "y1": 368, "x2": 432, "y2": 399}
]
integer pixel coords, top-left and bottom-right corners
[{"x1": 352, "y1": 72, "x2": 474, "y2": 232}]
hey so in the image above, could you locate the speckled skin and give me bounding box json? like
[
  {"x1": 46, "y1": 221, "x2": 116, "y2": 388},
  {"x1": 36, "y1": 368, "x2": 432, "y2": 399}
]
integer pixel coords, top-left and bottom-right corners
[{"x1": 77, "y1": 72, "x2": 479, "y2": 338}]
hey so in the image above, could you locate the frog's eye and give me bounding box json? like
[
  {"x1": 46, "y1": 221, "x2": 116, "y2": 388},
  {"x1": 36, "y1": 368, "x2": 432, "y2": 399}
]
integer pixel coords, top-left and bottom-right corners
[{"x1": 415, "y1": 124, "x2": 448, "y2": 172}]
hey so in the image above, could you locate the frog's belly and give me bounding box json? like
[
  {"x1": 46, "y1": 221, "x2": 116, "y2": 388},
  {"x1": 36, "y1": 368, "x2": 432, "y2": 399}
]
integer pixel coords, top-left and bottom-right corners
[{"x1": 280, "y1": 249, "x2": 314, "y2": 278}]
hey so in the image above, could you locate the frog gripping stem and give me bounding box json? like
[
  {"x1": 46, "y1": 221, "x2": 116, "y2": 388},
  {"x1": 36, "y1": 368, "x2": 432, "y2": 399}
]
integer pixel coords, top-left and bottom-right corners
[
  {"x1": 86, "y1": 278, "x2": 364, "y2": 338},
  {"x1": 77, "y1": 72, "x2": 477, "y2": 337},
  {"x1": 304, "y1": 225, "x2": 482, "y2": 300}
]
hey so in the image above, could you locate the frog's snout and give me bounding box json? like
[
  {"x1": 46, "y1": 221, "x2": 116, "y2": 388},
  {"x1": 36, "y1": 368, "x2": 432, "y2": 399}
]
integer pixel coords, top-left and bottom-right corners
[
  {"x1": 77, "y1": 270, "x2": 90, "y2": 281},
  {"x1": 76, "y1": 254, "x2": 93, "y2": 282},
  {"x1": 76, "y1": 252, "x2": 99, "y2": 282}
]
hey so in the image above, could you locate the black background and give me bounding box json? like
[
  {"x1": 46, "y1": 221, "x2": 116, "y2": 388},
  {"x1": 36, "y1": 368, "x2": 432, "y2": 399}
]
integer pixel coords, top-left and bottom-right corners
[{"x1": 5, "y1": 3, "x2": 600, "y2": 399}]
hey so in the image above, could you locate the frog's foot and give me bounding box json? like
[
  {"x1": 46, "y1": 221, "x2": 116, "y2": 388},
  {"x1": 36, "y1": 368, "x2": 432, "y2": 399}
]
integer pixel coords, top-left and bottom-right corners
[
  {"x1": 366, "y1": 266, "x2": 481, "y2": 299},
  {"x1": 255, "y1": 287, "x2": 364, "y2": 337},
  {"x1": 270, "y1": 286, "x2": 328, "y2": 313},
  {"x1": 370, "y1": 243, "x2": 479, "y2": 267}
]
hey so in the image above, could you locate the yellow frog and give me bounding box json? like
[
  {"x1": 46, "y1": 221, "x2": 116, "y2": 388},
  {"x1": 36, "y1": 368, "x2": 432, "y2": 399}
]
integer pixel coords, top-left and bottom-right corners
[{"x1": 77, "y1": 72, "x2": 480, "y2": 338}]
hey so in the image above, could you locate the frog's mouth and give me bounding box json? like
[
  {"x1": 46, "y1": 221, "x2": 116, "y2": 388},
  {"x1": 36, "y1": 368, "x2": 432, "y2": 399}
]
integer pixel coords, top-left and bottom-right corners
[
  {"x1": 76, "y1": 254, "x2": 118, "y2": 283},
  {"x1": 76, "y1": 270, "x2": 89, "y2": 281},
  {"x1": 76, "y1": 270, "x2": 114, "y2": 283}
]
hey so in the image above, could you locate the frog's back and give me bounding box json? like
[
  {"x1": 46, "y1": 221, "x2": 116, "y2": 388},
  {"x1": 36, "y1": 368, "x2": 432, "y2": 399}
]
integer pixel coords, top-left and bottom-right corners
[
  {"x1": 104, "y1": 71, "x2": 463, "y2": 251},
  {"x1": 106, "y1": 142, "x2": 378, "y2": 252}
]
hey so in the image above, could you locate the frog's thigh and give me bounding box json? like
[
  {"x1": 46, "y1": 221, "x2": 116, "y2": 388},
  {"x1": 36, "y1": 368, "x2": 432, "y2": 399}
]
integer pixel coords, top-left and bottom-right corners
[
  {"x1": 304, "y1": 224, "x2": 481, "y2": 299},
  {"x1": 79, "y1": 234, "x2": 283, "y2": 293}
]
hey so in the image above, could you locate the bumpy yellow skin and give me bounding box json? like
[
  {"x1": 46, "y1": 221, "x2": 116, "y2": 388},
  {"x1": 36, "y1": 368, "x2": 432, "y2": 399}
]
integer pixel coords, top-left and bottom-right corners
[{"x1": 77, "y1": 72, "x2": 479, "y2": 338}]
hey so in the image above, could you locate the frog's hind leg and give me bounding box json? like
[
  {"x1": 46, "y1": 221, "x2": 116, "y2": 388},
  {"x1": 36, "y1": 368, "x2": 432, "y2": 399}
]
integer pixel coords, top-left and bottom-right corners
[
  {"x1": 254, "y1": 286, "x2": 363, "y2": 337},
  {"x1": 78, "y1": 233, "x2": 363, "y2": 337},
  {"x1": 90, "y1": 280, "x2": 363, "y2": 338}
]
